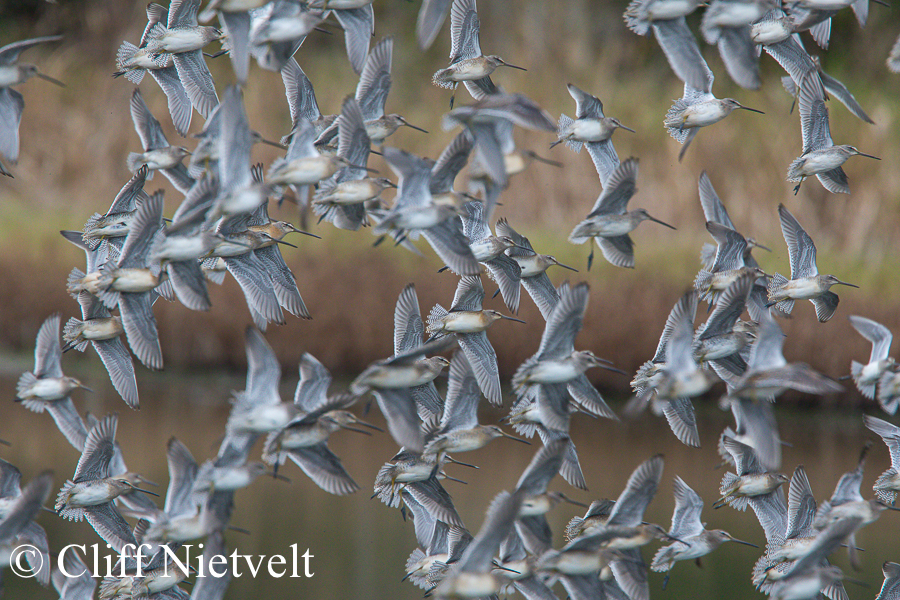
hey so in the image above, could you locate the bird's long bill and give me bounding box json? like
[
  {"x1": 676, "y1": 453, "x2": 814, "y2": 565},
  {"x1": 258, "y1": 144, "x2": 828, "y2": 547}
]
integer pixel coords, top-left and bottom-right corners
[
  {"x1": 275, "y1": 239, "x2": 298, "y2": 249},
  {"x1": 729, "y1": 537, "x2": 759, "y2": 548},
  {"x1": 559, "y1": 493, "x2": 588, "y2": 508},
  {"x1": 601, "y1": 364, "x2": 628, "y2": 376},
  {"x1": 523, "y1": 150, "x2": 564, "y2": 168},
  {"x1": 857, "y1": 152, "x2": 881, "y2": 160},
  {"x1": 499, "y1": 60, "x2": 527, "y2": 71},
  {"x1": 618, "y1": 123, "x2": 636, "y2": 133},
  {"x1": 738, "y1": 104, "x2": 765, "y2": 114},
  {"x1": 133, "y1": 487, "x2": 161, "y2": 497},
  {"x1": 356, "y1": 419, "x2": 384, "y2": 432},
  {"x1": 648, "y1": 214, "x2": 677, "y2": 230},
  {"x1": 136, "y1": 475, "x2": 160, "y2": 487},
  {"x1": 499, "y1": 314, "x2": 527, "y2": 324},
  {"x1": 79, "y1": 384, "x2": 95, "y2": 393},
  {"x1": 403, "y1": 121, "x2": 429, "y2": 134},
  {"x1": 443, "y1": 474, "x2": 468, "y2": 485},
  {"x1": 750, "y1": 241, "x2": 772, "y2": 252},
  {"x1": 260, "y1": 137, "x2": 288, "y2": 150},
  {"x1": 446, "y1": 456, "x2": 479, "y2": 469},
  {"x1": 285, "y1": 223, "x2": 322, "y2": 239},
  {"x1": 835, "y1": 279, "x2": 859, "y2": 288},
  {"x1": 340, "y1": 424, "x2": 374, "y2": 436},
  {"x1": 555, "y1": 260, "x2": 579, "y2": 272},
  {"x1": 37, "y1": 72, "x2": 66, "y2": 87},
  {"x1": 500, "y1": 431, "x2": 531, "y2": 444}
]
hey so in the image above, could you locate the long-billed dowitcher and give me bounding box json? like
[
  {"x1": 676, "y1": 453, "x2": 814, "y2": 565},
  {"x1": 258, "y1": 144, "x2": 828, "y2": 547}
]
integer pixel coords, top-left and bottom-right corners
[
  {"x1": 664, "y1": 62, "x2": 764, "y2": 162},
  {"x1": 142, "y1": 0, "x2": 222, "y2": 117},
  {"x1": 862, "y1": 415, "x2": 900, "y2": 508},
  {"x1": 652, "y1": 476, "x2": 757, "y2": 581},
  {"x1": 432, "y1": 0, "x2": 526, "y2": 107},
  {"x1": 427, "y1": 275, "x2": 525, "y2": 404},
  {"x1": 0, "y1": 35, "x2": 63, "y2": 168},
  {"x1": 787, "y1": 75, "x2": 879, "y2": 195},
  {"x1": 552, "y1": 83, "x2": 634, "y2": 187},
  {"x1": 56, "y1": 415, "x2": 157, "y2": 553},
  {"x1": 767, "y1": 204, "x2": 858, "y2": 322},
  {"x1": 569, "y1": 158, "x2": 675, "y2": 269},
  {"x1": 849, "y1": 316, "x2": 895, "y2": 401},
  {"x1": 16, "y1": 315, "x2": 91, "y2": 451}
]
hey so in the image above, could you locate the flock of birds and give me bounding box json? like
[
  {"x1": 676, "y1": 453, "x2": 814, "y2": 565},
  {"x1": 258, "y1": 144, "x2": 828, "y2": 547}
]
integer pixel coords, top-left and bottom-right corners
[{"x1": 2, "y1": 0, "x2": 900, "y2": 599}]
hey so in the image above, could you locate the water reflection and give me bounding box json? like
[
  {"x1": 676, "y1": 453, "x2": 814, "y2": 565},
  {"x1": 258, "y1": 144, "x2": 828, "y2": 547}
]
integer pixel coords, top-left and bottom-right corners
[{"x1": 0, "y1": 356, "x2": 895, "y2": 599}]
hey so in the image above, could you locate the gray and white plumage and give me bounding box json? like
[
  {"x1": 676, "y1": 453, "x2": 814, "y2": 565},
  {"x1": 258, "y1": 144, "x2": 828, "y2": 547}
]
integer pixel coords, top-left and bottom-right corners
[
  {"x1": 56, "y1": 415, "x2": 140, "y2": 553},
  {"x1": 0, "y1": 34, "x2": 62, "y2": 166},
  {"x1": 496, "y1": 218, "x2": 569, "y2": 321},
  {"x1": 128, "y1": 88, "x2": 194, "y2": 195},
  {"x1": 460, "y1": 200, "x2": 522, "y2": 314},
  {"x1": 849, "y1": 315, "x2": 894, "y2": 400},
  {"x1": 569, "y1": 158, "x2": 674, "y2": 269},
  {"x1": 788, "y1": 75, "x2": 879, "y2": 195},
  {"x1": 862, "y1": 415, "x2": 900, "y2": 505},
  {"x1": 330, "y1": 3, "x2": 374, "y2": 76},
  {"x1": 15, "y1": 314, "x2": 89, "y2": 451},
  {"x1": 626, "y1": 3, "x2": 709, "y2": 91},
  {"x1": 378, "y1": 147, "x2": 480, "y2": 275},
  {"x1": 767, "y1": 204, "x2": 858, "y2": 322},
  {"x1": 393, "y1": 284, "x2": 444, "y2": 417},
  {"x1": 0, "y1": 469, "x2": 53, "y2": 587},
  {"x1": 61, "y1": 233, "x2": 139, "y2": 409}
]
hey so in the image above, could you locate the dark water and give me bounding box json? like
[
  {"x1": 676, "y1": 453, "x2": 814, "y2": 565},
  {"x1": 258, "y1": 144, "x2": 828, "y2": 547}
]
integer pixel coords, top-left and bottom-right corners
[{"x1": 1, "y1": 354, "x2": 897, "y2": 599}]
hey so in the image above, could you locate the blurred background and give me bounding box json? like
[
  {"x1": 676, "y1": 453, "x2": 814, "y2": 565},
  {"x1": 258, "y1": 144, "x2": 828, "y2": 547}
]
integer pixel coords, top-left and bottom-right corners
[{"x1": 0, "y1": 1, "x2": 899, "y2": 598}]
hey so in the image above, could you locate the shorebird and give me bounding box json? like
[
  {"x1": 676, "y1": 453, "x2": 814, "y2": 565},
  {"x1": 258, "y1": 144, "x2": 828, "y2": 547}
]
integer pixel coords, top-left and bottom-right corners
[
  {"x1": 60, "y1": 232, "x2": 139, "y2": 408},
  {"x1": 788, "y1": 75, "x2": 879, "y2": 195},
  {"x1": 716, "y1": 436, "x2": 789, "y2": 512},
  {"x1": 877, "y1": 562, "x2": 900, "y2": 600},
  {"x1": 115, "y1": 4, "x2": 192, "y2": 135},
  {"x1": 426, "y1": 275, "x2": 525, "y2": 404},
  {"x1": 863, "y1": 415, "x2": 900, "y2": 509},
  {"x1": 311, "y1": 97, "x2": 373, "y2": 231},
  {"x1": 434, "y1": 490, "x2": 523, "y2": 598},
  {"x1": 56, "y1": 415, "x2": 157, "y2": 553},
  {"x1": 127, "y1": 88, "x2": 194, "y2": 196},
  {"x1": 442, "y1": 92, "x2": 555, "y2": 192},
  {"x1": 80, "y1": 167, "x2": 151, "y2": 250},
  {"x1": 0, "y1": 469, "x2": 53, "y2": 588},
  {"x1": 496, "y1": 218, "x2": 577, "y2": 320},
  {"x1": 142, "y1": 0, "x2": 223, "y2": 117},
  {"x1": 652, "y1": 476, "x2": 757, "y2": 581},
  {"x1": 767, "y1": 204, "x2": 858, "y2": 322},
  {"x1": 624, "y1": 0, "x2": 708, "y2": 90},
  {"x1": 513, "y1": 282, "x2": 619, "y2": 423},
  {"x1": 458, "y1": 199, "x2": 522, "y2": 315},
  {"x1": 374, "y1": 146, "x2": 480, "y2": 276},
  {"x1": 197, "y1": 0, "x2": 270, "y2": 84},
  {"x1": 247, "y1": 2, "x2": 327, "y2": 73},
  {"x1": 432, "y1": 0, "x2": 526, "y2": 107},
  {"x1": 729, "y1": 306, "x2": 843, "y2": 402},
  {"x1": 569, "y1": 158, "x2": 675, "y2": 269},
  {"x1": 319, "y1": 37, "x2": 427, "y2": 146},
  {"x1": 696, "y1": 170, "x2": 770, "y2": 320},
  {"x1": 700, "y1": 0, "x2": 772, "y2": 89},
  {"x1": 423, "y1": 352, "x2": 528, "y2": 459},
  {"x1": 849, "y1": 316, "x2": 895, "y2": 401},
  {"x1": 664, "y1": 61, "x2": 764, "y2": 161},
  {"x1": 693, "y1": 221, "x2": 766, "y2": 307},
  {"x1": 0, "y1": 34, "x2": 63, "y2": 168},
  {"x1": 552, "y1": 83, "x2": 634, "y2": 187},
  {"x1": 78, "y1": 192, "x2": 167, "y2": 371},
  {"x1": 16, "y1": 315, "x2": 91, "y2": 451},
  {"x1": 263, "y1": 353, "x2": 379, "y2": 495}
]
